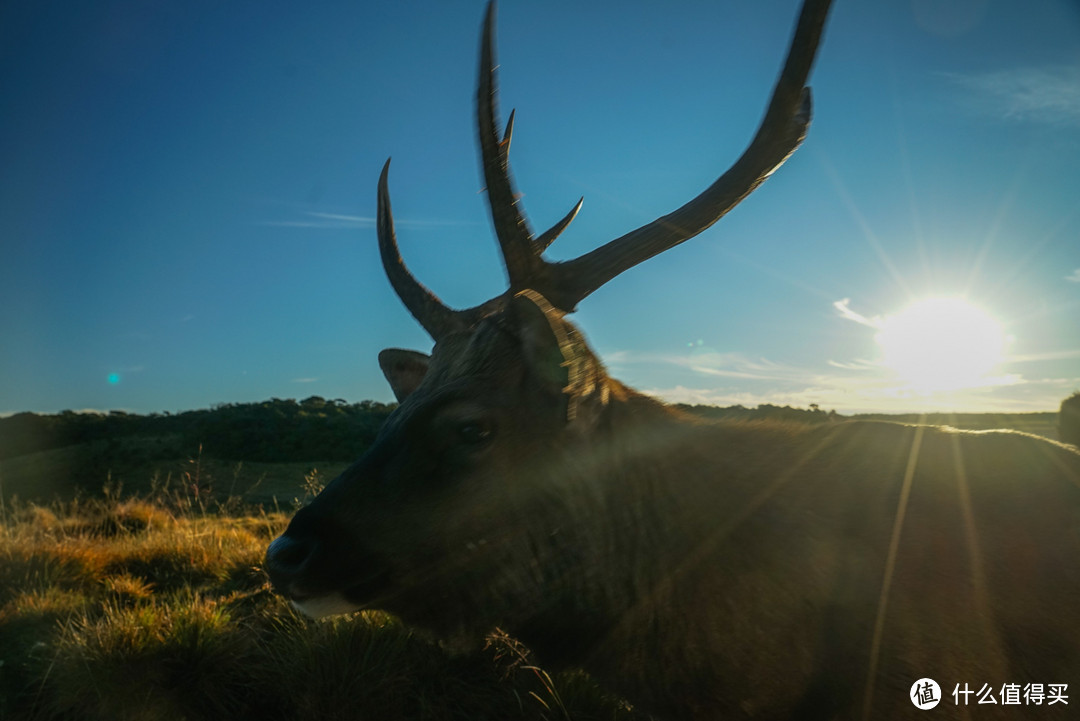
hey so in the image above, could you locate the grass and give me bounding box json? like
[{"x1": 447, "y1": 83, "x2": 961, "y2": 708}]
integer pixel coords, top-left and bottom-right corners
[
  {"x1": 0, "y1": 484, "x2": 642, "y2": 721},
  {"x1": 0, "y1": 434, "x2": 354, "y2": 508}
]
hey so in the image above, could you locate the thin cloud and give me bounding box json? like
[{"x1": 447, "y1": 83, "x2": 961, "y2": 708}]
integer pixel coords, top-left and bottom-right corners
[
  {"x1": 617, "y1": 338, "x2": 1060, "y2": 414},
  {"x1": 643, "y1": 368, "x2": 1058, "y2": 415},
  {"x1": 606, "y1": 296, "x2": 1072, "y2": 413},
  {"x1": 259, "y1": 212, "x2": 370, "y2": 229},
  {"x1": 291, "y1": 377, "x2": 319, "y2": 384},
  {"x1": 607, "y1": 350, "x2": 807, "y2": 382},
  {"x1": 945, "y1": 64, "x2": 1080, "y2": 126},
  {"x1": 833, "y1": 298, "x2": 881, "y2": 328},
  {"x1": 258, "y1": 211, "x2": 480, "y2": 230},
  {"x1": 690, "y1": 365, "x2": 782, "y2": 381},
  {"x1": 1006, "y1": 348, "x2": 1080, "y2": 363},
  {"x1": 1067, "y1": 268, "x2": 1080, "y2": 283},
  {"x1": 827, "y1": 359, "x2": 879, "y2": 371}
]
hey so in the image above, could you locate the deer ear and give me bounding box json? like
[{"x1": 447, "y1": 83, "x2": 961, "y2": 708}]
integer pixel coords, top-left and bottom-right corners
[
  {"x1": 509, "y1": 290, "x2": 609, "y2": 425},
  {"x1": 378, "y1": 349, "x2": 430, "y2": 402},
  {"x1": 509, "y1": 291, "x2": 567, "y2": 389}
]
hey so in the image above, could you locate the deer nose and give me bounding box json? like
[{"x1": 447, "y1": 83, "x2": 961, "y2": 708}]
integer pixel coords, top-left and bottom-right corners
[{"x1": 265, "y1": 534, "x2": 316, "y2": 588}]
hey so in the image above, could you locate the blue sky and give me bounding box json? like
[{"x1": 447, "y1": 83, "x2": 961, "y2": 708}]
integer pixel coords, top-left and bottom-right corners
[{"x1": 2, "y1": 0, "x2": 1079, "y2": 416}]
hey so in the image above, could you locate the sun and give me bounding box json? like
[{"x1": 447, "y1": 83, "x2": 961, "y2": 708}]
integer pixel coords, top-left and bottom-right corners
[{"x1": 875, "y1": 297, "x2": 1006, "y2": 392}]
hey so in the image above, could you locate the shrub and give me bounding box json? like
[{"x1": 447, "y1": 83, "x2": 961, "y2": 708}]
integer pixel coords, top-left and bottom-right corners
[{"x1": 1060, "y1": 392, "x2": 1080, "y2": 446}]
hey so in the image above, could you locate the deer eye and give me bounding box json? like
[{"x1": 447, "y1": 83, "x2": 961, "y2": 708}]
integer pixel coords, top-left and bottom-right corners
[{"x1": 456, "y1": 420, "x2": 493, "y2": 445}]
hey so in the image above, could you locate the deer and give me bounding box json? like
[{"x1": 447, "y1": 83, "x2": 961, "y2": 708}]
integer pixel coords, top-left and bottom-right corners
[{"x1": 266, "y1": 1, "x2": 1080, "y2": 718}]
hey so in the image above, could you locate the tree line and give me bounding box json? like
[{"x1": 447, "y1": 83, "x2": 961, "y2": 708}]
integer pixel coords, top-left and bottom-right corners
[
  {"x1": 0, "y1": 397, "x2": 395, "y2": 463},
  {"x1": 1062, "y1": 392, "x2": 1080, "y2": 447},
  {"x1": 4, "y1": 394, "x2": 1075, "y2": 465}
]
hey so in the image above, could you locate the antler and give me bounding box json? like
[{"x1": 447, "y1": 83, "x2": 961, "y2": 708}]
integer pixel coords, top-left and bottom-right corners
[
  {"x1": 377, "y1": 0, "x2": 833, "y2": 338},
  {"x1": 377, "y1": 159, "x2": 494, "y2": 339},
  {"x1": 475, "y1": 4, "x2": 584, "y2": 291},
  {"x1": 543, "y1": 0, "x2": 833, "y2": 311}
]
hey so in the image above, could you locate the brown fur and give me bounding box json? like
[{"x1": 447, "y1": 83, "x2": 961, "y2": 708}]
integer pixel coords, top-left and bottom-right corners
[{"x1": 268, "y1": 302, "x2": 1080, "y2": 720}]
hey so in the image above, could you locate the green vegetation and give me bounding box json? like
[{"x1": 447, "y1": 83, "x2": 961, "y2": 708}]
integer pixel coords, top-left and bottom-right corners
[
  {"x1": 1060, "y1": 392, "x2": 1080, "y2": 447},
  {"x1": 0, "y1": 487, "x2": 641, "y2": 720},
  {"x1": 0, "y1": 396, "x2": 392, "y2": 503},
  {"x1": 0, "y1": 397, "x2": 395, "y2": 464}
]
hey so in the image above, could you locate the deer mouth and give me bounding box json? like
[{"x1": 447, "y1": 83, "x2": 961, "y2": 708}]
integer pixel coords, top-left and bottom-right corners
[
  {"x1": 279, "y1": 568, "x2": 392, "y2": 619},
  {"x1": 265, "y1": 532, "x2": 395, "y2": 616},
  {"x1": 289, "y1": 592, "x2": 362, "y2": 619}
]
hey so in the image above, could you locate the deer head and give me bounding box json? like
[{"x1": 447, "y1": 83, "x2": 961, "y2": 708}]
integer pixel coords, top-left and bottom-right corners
[{"x1": 266, "y1": 0, "x2": 832, "y2": 632}]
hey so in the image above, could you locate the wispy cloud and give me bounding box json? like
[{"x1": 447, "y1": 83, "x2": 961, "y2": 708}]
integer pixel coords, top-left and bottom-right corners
[
  {"x1": 291, "y1": 377, "x2": 319, "y2": 384},
  {"x1": 259, "y1": 212, "x2": 371, "y2": 229},
  {"x1": 945, "y1": 63, "x2": 1080, "y2": 126},
  {"x1": 607, "y1": 350, "x2": 808, "y2": 382},
  {"x1": 607, "y1": 323, "x2": 1069, "y2": 414},
  {"x1": 637, "y1": 355, "x2": 1055, "y2": 414},
  {"x1": 602, "y1": 294, "x2": 1078, "y2": 413},
  {"x1": 827, "y1": 359, "x2": 879, "y2": 371},
  {"x1": 1006, "y1": 348, "x2": 1080, "y2": 363},
  {"x1": 1067, "y1": 268, "x2": 1080, "y2": 283},
  {"x1": 258, "y1": 211, "x2": 480, "y2": 230},
  {"x1": 643, "y1": 377, "x2": 1068, "y2": 415},
  {"x1": 833, "y1": 298, "x2": 882, "y2": 328}
]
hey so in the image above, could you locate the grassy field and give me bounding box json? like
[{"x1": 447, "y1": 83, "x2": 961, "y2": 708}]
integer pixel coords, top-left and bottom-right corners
[
  {"x1": 0, "y1": 485, "x2": 641, "y2": 720},
  {"x1": 1, "y1": 408, "x2": 1069, "y2": 719},
  {"x1": 0, "y1": 434, "x2": 354, "y2": 507}
]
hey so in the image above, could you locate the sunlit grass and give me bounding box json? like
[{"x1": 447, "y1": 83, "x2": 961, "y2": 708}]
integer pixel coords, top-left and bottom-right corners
[{"x1": 0, "y1": 488, "x2": 640, "y2": 720}]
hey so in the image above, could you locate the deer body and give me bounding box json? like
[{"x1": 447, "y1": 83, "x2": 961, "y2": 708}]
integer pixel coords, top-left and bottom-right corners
[
  {"x1": 266, "y1": 1, "x2": 1080, "y2": 718},
  {"x1": 530, "y1": 409, "x2": 1080, "y2": 719},
  {"x1": 271, "y1": 307, "x2": 1080, "y2": 719}
]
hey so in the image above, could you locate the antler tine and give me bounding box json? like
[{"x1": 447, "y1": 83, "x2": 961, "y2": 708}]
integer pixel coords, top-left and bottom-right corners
[
  {"x1": 534, "y1": 197, "x2": 584, "y2": 253},
  {"x1": 376, "y1": 159, "x2": 466, "y2": 340},
  {"x1": 477, "y1": 0, "x2": 541, "y2": 292},
  {"x1": 378, "y1": 0, "x2": 828, "y2": 335},
  {"x1": 538, "y1": 0, "x2": 834, "y2": 312},
  {"x1": 502, "y1": 106, "x2": 582, "y2": 255},
  {"x1": 501, "y1": 110, "x2": 515, "y2": 158}
]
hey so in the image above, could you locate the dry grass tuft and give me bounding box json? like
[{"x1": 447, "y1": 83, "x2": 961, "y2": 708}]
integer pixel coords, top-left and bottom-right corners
[{"x1": 0, "y1": 488, "x2": 640, "y2": 720}]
